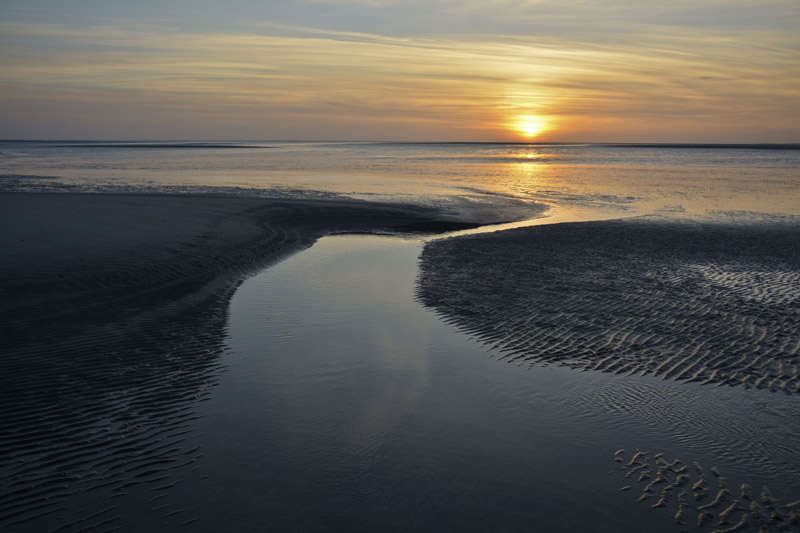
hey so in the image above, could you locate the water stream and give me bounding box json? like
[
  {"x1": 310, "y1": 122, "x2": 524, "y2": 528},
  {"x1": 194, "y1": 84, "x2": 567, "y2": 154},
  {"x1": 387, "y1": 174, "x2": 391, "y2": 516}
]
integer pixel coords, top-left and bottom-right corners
[{"x1": 168, "y1": 234, "x2": 800, "y2": 531}]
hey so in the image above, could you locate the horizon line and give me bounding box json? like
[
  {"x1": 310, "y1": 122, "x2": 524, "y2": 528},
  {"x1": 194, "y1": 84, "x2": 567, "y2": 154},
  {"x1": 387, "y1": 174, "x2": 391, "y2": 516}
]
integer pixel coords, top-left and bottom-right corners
[{"x1": 2, "y1": 139, "x2": 799, "y2": 149}]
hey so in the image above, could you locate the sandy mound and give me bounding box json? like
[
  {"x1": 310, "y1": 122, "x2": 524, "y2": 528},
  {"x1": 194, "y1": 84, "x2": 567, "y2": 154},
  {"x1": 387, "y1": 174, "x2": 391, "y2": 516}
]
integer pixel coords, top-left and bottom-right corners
[
  {"x1": 418, "y1": 219, "x2": 800, "y2": 394},
  {"x1": 0, "y1": 192, "x2": 475, "y2": 530}
]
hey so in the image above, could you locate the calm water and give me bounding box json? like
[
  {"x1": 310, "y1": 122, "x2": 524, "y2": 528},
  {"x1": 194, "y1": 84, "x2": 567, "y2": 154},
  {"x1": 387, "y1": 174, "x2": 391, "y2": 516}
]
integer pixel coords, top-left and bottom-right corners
[
  {"x1": 2, "y1": 141, "x2": 799, "y2": 222},
  {"x1": 176, "y1": 235, "x2": 798, "y2": 531}
]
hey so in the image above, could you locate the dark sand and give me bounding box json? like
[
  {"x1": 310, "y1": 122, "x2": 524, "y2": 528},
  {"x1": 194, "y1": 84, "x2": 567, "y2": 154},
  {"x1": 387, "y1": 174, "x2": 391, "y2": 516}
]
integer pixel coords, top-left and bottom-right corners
[
  {"x1": 611, "y1": 450, "x2": 800, "y2": 532},
  {"x1": 0, "y1": 192, "x2": 476, "y2": 529},
  {"x1": 3, "y1": 192, "x2": 799, "y2": 531},
  {"x1": 418, "y1": 218, "x2": 800, "y2": 394},
  {"x1": 1, "y1": 193, "x2": 475, "y2": 348}
]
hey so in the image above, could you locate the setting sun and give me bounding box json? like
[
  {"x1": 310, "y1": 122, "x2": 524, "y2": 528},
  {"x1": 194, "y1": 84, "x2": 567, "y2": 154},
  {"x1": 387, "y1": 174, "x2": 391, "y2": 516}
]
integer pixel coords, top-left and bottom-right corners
[{"x1": 513, "y1": 116, "x2": 547, "y2": 139}]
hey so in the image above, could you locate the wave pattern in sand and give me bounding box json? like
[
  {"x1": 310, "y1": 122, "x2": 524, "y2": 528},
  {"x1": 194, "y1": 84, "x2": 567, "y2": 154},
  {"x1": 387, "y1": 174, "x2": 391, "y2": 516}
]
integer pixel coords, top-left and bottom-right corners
[
  {"x1": 613, "y1": 450, "x2": 800, "y2": 532},
  {"x1": 0, "y1": 205, "x2": 309, "y2": 530},
  {"x1": 0, "y1": 194, "x2": 472, "y2": 531},
  {"x1": 0, "y1": 302, "x2": 229, "y2": 530},
  {"x1": 418, "y1": 220, "x2": 800, "y2": 394}
]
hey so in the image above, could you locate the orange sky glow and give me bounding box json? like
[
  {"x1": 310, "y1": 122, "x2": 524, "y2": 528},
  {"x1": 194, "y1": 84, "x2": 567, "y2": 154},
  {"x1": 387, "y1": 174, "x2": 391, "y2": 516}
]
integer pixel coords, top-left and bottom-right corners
[{"x1": 0, "y1": 1, "x2": 798, "y2": 142}]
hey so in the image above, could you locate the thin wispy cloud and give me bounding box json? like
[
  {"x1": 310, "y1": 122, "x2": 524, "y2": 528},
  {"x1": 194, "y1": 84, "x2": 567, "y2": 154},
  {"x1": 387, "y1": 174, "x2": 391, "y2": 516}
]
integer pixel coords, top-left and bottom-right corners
[{"x1": 0, "y1": 0, "x2": 797, "y2": 141}]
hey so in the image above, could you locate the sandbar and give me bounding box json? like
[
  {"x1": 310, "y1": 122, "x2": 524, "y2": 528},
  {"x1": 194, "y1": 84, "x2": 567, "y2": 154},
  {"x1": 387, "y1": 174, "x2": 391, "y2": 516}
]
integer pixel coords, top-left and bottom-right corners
[
  {"x1": 418, "y1": 218, "x2": 800, "y2": 394},
  {"x1": 0, "y1": 191, "x2": 476, "y2": 529}
]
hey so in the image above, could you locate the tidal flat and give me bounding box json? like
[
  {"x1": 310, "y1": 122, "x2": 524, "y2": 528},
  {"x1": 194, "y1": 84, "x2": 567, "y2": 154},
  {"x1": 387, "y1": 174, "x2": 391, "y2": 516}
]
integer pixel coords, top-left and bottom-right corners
[{"x1": 1, "y1": 142, "x2": 799, "y2": 532}]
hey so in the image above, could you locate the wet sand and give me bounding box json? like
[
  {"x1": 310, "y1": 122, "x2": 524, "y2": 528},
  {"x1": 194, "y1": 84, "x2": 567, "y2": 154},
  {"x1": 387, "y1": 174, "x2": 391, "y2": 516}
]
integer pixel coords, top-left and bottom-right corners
[
  {"x1": 418, "y1": 218, "x2": 800, "y2": 394},
  {"x1": 1, "y1": 192, "x2": 477, "y2": 347},
  {"x1": 611, "y1": 450, "x2": 800, "y2": 532},
  {"x1": 3, "y1": 191, "x2": 799, "y2": 531},
  {"x1": 0, "y1": 192, "x2": 477, "y2": 529}
]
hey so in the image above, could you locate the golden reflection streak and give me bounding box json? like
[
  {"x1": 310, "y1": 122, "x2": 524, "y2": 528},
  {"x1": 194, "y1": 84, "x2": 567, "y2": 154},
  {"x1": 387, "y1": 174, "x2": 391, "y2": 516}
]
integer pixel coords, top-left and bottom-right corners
[{"x1": 504, "y1": 158, "x2": 550, "y2": 199}]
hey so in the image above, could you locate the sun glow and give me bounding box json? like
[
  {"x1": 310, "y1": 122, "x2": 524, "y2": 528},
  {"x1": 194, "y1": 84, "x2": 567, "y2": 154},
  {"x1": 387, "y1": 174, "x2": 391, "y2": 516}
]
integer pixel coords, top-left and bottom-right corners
[{"x1": 513, "y1": 116, "x2": 548, "y2": 139}]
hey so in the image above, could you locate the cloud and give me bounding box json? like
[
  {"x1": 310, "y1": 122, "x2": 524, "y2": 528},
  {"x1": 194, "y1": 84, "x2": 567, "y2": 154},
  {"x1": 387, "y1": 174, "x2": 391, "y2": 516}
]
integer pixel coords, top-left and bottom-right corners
[{"x1": 0, "y1": 19, "x2": 797, "y2": 141}]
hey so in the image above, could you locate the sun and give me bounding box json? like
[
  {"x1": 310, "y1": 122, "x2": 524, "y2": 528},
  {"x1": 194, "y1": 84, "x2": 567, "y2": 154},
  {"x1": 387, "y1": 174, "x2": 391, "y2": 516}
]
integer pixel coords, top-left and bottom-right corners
[{"x1": 513, "y1": 115, "x2": 547, "y2": 139}]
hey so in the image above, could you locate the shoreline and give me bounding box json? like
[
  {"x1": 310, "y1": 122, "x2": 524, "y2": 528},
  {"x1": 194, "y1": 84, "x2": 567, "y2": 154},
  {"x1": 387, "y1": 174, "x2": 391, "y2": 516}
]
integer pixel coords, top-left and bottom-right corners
[
  {"x1": 0, "y1": 191, "x2": 488, "y2": 396},
  {"x1": 0, "y1": 192, "x2": 480, "y2": 348},
  {"x1": 418, "y1": 217, "x2": 800, "y2": 394},
  {"x1": 2, "y1": 190, "x2": 799, "y2": 530},
  {"x1": 0, "y1": 191, "x2": 484, "y2": 529}
]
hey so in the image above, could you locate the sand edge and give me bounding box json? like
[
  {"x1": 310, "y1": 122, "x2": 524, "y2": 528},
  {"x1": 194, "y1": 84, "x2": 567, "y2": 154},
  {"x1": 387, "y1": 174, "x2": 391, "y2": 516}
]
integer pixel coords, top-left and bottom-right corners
[{"x1": 418, "y1": 218, "x2": 800, "y2": 394}]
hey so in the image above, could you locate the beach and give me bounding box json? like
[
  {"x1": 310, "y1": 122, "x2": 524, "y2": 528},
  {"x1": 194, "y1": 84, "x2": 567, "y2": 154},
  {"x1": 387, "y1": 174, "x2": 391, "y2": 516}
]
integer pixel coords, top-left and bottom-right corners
[
  {"x1": 2, "y1": 0, "x2": 799, "y2": 526},
  {"x1": 1, "y1": 142, "x2": 799, "y2": 532},
  {"x1": 419, "y1": 218, "x2": 800, "y2": 393},
  {"x1": 0, "y1": 192, "x2": 479, "y2": 530},
  {"x1": 1, "y1": 192, "x2": 476, "y2": 343}
]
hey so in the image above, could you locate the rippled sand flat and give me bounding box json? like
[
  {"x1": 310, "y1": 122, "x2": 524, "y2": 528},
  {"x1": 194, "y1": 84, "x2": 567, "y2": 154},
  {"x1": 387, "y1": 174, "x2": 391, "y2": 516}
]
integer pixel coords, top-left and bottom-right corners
[
  {"x1": 3, "y1": 189, "x2": 798, "y2": 531},
  {"x1": 612, "y1": 450, "x2": 800, "y2": 533},
  {"x1": 0, "y1": 192, "x2": 474, "y2": 531},
  {"x1": 418, "y1": 218, "x2": 800, "y2": 394}
]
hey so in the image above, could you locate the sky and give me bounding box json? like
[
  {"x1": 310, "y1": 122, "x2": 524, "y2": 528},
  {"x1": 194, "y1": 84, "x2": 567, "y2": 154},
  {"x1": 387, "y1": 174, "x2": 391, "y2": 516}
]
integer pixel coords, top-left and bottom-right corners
[{"x1": 0, "y1": 0, "x2": 798, "y2": 142}]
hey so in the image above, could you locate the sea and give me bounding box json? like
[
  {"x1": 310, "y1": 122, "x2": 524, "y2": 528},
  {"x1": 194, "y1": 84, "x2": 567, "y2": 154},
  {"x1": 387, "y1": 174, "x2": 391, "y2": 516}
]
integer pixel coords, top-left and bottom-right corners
[
  {"x1": 2, "y1": 140, "x2": 799, "y2": 223},
  {"x1": 1, "y1": 141, "x2": 799, "y2": 532}
]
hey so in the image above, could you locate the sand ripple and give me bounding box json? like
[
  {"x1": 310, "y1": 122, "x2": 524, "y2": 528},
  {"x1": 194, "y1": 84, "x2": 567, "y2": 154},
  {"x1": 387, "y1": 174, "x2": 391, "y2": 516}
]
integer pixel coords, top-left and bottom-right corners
[
  {"x1": 0, "y1": 194, "x2": 472, "y2": 531},
  {"x1": 612, "y1": 451, "x2": 800, "y2": 532},
  {"x1": 418, "y1": 219, "x2": 800, "y2": 394}
]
